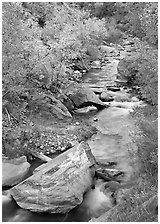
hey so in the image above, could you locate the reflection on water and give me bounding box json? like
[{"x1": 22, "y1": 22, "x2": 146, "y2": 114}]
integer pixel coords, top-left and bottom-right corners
[{"x1": 2, "y1": 179, "x2": 112, "y2": 222}]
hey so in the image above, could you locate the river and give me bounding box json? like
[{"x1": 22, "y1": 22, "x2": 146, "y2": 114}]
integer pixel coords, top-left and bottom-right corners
[{"x1": 2, "y1": 49, "x2": 139, "y2": 222}]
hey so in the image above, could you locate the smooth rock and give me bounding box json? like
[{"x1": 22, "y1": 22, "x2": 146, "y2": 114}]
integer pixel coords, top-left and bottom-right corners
[
  {"x1": 10, "y1": 142, "x2": 96, "y2": 213},
  {"x1": 100, "y1": 45, "x2": 115, "y2": 54},
  {"x1": 100, "y1": 92, "x2": 114, "y2": 102},
  {"x1": 75, "y1": 106, "x2": 97, "y2": 114},
  {"x1": 2, "y1": 190, "x2": 12, "y2": 204},
  {"x1": 2, "y1": 156, "x2": 30, "y2": 187},
  {"x1": 91, "y1": 61, "x2": 101, "y2": 69}
]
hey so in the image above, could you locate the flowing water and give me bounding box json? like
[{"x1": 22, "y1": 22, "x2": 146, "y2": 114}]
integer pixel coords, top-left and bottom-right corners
[
  {"x1": 2, "y1": 54, "x2": 138, "y2": 222},
  {"x1": 2, "y1": 178, "x2": 113, "y2": 222}
]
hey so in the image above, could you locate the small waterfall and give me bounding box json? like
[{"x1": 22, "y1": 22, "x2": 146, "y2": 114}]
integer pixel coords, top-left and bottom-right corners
[{"x1": 78, "y1": 179, "x2": 113, "y2": 218}]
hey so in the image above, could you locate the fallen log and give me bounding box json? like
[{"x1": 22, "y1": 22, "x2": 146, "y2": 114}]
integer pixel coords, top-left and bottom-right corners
[
  {"x1": 30, "y1": 151, "x2": 52, "y2": 162},
  {"x1": 10, "y1": 142, "x2": 96, "y2": 213}
]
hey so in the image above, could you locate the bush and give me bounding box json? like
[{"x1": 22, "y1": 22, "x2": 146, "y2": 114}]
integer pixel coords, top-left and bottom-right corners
[
  {"x1": 2, "y1": 2, "x2": 108, "y2": 120},
  {"x1": 118, "y1": 39, "x2": 157, "y2": 106},
  {"x1": 131, "y1": 106, "x2": 158, "y2": 186}
]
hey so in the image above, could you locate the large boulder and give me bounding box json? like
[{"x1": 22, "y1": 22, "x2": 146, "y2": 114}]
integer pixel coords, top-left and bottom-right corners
[
  {"x1": 67, "y1": 84, "x2": 107, "y2": 110},
  {"x1": 28, "y1": 93, "x2": 72, "y2": 119},
  {"x1": 10, "y1": 142, "x2": 96, "y2": 213},
  {"x1": 2, "y1": 156, "x2": 30, "y2": 187}
]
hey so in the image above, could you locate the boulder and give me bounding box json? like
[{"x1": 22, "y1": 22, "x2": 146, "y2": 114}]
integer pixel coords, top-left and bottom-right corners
[
  {"x1": 91, "y1": 61, "x2": 101, "y2": 69},
  {"x1": 57, "y1": 93, "x2": 75, "y2": 112},
  {"x1": 100, "y1": 92, "x2": 114, "y2": 102},
  {"x1": 2, "y1": 156, "x2": 30, "y2": 187},
  {"x1": 10, "y1": 142, "x2": 96, "y2": 213},
  {"x1": 100, "y1": 90, "x2": 130, "y2": 102},
  {"x1": 100, "y1": 45, "x2": 115, "y2": 54},
  {"x1": 29, "y1": 93, "x2": 72, "y2": 119},
  {"x1": 67, "y1": 84, "x2": 107, "y2": 110}
]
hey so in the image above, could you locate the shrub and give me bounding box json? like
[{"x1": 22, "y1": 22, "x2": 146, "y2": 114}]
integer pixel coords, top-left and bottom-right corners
[
  {"x1": 2, "y1": 2, "x2": 108, "y2": 116},
  {"x1": 118, "y1": 39, "x2": 157, "y2": 106},
  {"x1": 131, "y1": 105, "x2": 158, "y2": 186}
]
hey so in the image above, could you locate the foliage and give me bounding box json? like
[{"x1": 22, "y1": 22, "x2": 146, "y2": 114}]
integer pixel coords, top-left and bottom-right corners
[
  {"x1": 91, "y1": 2, "x2": 158, "y2": 46},
  {"x1": 119, "y1": 40, "x2": 157, "y2": 106},
  {"x1": 118, "y1": 2, "x2": 158, "y2": 46},
  {"x1": 2, "y1": 2, "x2": 108, "y2": 117},
  {"x1": 131, "y1": 105, "x2": 158, "y2": 186}
]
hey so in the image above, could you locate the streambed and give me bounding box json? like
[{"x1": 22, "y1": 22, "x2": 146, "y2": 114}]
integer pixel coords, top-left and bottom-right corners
[{"x1": 2, "y1": 50, "x2": 139, "y2": 222}]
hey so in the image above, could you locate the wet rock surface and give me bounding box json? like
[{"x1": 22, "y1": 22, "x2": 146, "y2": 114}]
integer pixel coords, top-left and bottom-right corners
[{"x1": 2, "y1": 156, "x2": 30, "y2": 187}]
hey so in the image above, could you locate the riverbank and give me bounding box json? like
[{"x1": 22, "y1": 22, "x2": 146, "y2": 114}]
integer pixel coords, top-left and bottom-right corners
[{"x1": 2, "y1": 37, "x2": 158, "y2": 222}]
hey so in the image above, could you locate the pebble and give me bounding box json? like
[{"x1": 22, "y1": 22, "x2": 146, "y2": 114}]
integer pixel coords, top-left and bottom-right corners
[
  {"x1": 75, "y1": 122, "x2": 79, "y2": 125},
  {"x1": 93, "y1": 118, "x2": 98, "y2": 122}
]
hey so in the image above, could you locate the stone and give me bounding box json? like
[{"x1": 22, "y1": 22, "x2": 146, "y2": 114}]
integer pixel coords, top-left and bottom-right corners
[
  {"x1": 95, "y1": 167, "x2": 124, "y2": 182},
  {"x1": 10, "y1": 142, "x2": 96, "y2": 213},
  {"x1": 57, "y1": 93, "x2": 75, "y2": 112},
  {"x1": 131, "y1": 96, "x2": 139, "y2": 102},
  {"x1": 2, "y1": 156, "x2": 30, "y2": 187},
  {"x1": 101, "y1": 90, "x2": 130, "y2": 102},
  {"x1": 91, "y1": 61, "x2": 101, "y2": 69},
  {"x1": 100, "y1": 91, "x2": 114, "y2": 102},
  {"x1": 75, "y1": 106, "x2": 97, "y2": 114},
  {"x1": 29, "y1": 93, "x2": 72, "y2": 119},
  {"x1": 96, "y1": 159, "x2": 117, "y2": 168},
  {"x1": 100, "y1": 45, "x2": 115, "y2": 54},
  {"x1": 67, "y1": 84, "x2": 107, "y2": 110}
]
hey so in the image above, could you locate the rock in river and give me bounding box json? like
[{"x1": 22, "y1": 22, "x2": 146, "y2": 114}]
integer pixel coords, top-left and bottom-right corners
[
  {"x1": 67, "y1": 84, "x2": 107, "y2": 110},
  {"x1": 2, "y1": 156, "x2": 30, "y2": 187},
  {"x1": 10, "y1": 142, "x2": 96, "y2": 213}
]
